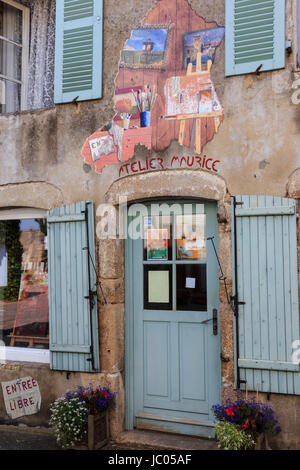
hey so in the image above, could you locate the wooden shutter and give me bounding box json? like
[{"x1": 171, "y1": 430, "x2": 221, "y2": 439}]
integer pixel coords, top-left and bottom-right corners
[
  {"x1": 54, "y1": 0, "x2": 103, "y2": 104},
  {"x1": 232, "y1": 196, "x2": 300, "y2": 395},
  {"x1": 225, "y1": 0, "x2": 286, "y2": 76},
  {"x1": 47, "y1": 201, "x2": 100, "y2": 372}
]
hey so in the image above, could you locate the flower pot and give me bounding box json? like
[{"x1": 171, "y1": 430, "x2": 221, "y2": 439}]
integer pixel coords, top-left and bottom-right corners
[
  {"x1": 73, "y1": 411, "x2": 109, "y2": 450},
  {"x1": 254, "y1": 433, "x2": 272, "y2": 450},
  {"x1": 140, "y1": 111, "x2": 151, "y2": 128}
]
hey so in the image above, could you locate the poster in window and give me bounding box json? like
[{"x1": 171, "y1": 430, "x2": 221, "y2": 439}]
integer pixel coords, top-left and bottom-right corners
[
  {"x1": 176, "y1": 215, "x2": 206, "y2": 260},
  {"x1": 146, "y1": 229, "x2": 168, "y2": 260}
]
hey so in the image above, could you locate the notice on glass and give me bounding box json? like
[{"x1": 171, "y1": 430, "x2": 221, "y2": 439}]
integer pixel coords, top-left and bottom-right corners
[
  {"x1": 148, "y1": 271, "x2": 170, "y2": 303},
  {"x1": 185, "y1": 277, "x2": 196, "y2": 289}
]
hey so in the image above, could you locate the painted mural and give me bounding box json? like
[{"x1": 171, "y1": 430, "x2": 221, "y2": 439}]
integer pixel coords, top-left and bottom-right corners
[{"x1": 82, "y1": 0, "x2": 225, "y2": 174}]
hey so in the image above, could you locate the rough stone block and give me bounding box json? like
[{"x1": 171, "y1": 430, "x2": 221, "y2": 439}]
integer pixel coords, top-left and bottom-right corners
[
  {"x1": 99, "y1": 304, "x2": 125, "y2": 374},
  {"x1": 98, "y1": 239, "x2": 124, "y2": 279}
]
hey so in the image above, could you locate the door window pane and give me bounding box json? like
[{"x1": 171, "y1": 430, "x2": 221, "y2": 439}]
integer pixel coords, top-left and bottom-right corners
[
  {"x1": 176, "y1": 264, "x2": 207, "y2": 311},
  {"x1": 0, "y1": 218, "x2": 49, "y2": 349},
  {"x1": 144, "y1": 265, "x2": 172, "y2": 310},
  {"x1": 143, "y1": 215, "x2": 172, "y2": 260},
  {"x1": 176, "y1": 214, "x2": 206, "y2": 260}
]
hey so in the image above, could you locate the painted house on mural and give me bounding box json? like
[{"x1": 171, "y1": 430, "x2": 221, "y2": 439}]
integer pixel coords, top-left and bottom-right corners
[{"x1": 0, "y1": 0, "x2": 300, "y2": 450}]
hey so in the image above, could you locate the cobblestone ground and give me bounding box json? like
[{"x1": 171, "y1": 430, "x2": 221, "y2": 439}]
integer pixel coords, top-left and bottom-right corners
[
  {"x1": 0, "y1": 428, "x2": 157, "y2": 451},
  {"x1": 0, "y1": 428, "x2": 60, "y2": 450}
]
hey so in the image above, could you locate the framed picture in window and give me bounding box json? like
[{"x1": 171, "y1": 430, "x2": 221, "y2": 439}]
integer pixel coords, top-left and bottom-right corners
[{"x1": 146, "y1": 228, "x2": 168, "y2": 260}]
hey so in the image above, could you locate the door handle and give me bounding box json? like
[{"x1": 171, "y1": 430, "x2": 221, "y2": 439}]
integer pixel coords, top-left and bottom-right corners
[
  {"x1": 213, "y1": 308, "x2": 218, "y2": 336},
  {"x1": 199, "y1": 309, "x2": 218, "y2": 335}
]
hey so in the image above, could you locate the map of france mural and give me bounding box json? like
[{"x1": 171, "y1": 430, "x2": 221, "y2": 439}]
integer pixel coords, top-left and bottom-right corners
[{"x1": 81, "y1": 0, "x2": 225, "y2": 174}]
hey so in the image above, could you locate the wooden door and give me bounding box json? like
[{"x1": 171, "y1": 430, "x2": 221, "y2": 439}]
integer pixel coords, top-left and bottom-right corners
[{"x1": 125, "y1": 200, "x2": 220, "y2": 437}]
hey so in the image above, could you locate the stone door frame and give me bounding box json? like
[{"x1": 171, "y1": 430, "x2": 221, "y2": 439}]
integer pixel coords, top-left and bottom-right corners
[{"x1": 97, "y1": 169, "x2": 235, "y2": 435}]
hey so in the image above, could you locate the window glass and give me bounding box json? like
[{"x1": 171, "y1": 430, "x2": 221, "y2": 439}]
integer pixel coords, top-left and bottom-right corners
[
  {"x1": 0, "y1": 218, "x2": 49, "y2": 349},
  {"x1": 0, "y1": 78, "x2": 21, "y2": 113},
  {"x1": 0, "y1": 1, "x2": 24, "y2": 113},
  {"x1": 0, "y1": 39, "x2": 22, "y2": 81},
  {"x1": 0, "y1": 2, "x2": 23, "y2": 44},
  {"x1": 143, "y1": 215, "x2": 172, "y2": 261},
  {"x1": 176, "y1": 214, "x2": 206, "y2": 260},
  {"x1": 176, "y1": 264, "x2": 207, "y2": 312},
  {"x1": 144, "y1": 265, "x2": 172, "y2": 310}
]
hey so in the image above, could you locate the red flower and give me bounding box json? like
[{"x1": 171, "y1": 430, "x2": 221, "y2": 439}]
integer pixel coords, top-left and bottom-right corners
[
  {"x1": 243, "y1": 423, "x2": 250, "y2": 429},
  {"x1": 225, "y1": 406, "x2": 235, "y2": 417}
]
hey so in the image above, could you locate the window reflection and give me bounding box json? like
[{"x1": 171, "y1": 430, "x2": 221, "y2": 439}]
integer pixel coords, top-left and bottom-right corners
[{"x1": 0, "y1": 218, "x2": 48, "y2": 349}]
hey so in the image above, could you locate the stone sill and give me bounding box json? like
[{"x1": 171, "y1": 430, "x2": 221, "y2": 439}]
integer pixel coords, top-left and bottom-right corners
[{"x1": 0, "y1": 106, "x2": 55, "y2": 118}]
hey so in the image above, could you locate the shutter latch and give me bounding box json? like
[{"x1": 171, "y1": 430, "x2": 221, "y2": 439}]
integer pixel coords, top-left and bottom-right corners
[
  {"x1": 85, "y1": 289, "x2": 97, "y2": 309},
  {"x1": 231, "y1": 295, "x2": 245, "y2": 306},
  {"x1": 255, "y1": 64, "x2": 263, "y2": 76}
]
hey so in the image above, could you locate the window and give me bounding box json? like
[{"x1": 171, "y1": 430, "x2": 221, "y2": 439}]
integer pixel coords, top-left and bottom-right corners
[
  {"x1": 0, "y1": 201, "x2": 100, "y2": 371},
  {"x1": 0, "y1": 208, "x2": 49, "y2": 364},
  {"x1": 54, "y1": 0, "x2": 103, "y2": 104},
  {"x1": 0, "y1": 0, "x2": 29, "y2": 113},
  {"x1": 0, "y1": 0, "x2": 103, "y2": 113},
  {"x1": 225, "y1": 0, "x2": 286, "y2": 76}
]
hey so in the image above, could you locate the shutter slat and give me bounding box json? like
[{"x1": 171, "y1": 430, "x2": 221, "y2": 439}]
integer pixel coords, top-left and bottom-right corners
[
  {"x1": 64, "y1": 0, "x2": 94, "y2": 22},
  {"x1": 225, "y1": 0, "x2": 285, "y2": 76},
  {"x1": 232, "y1": 196, "x2": 300, "y2": 395},
  {"x1": 48, "y1": 201, "x2": 100, "y2": 372},
  {"x1": 54, "y1": 0, "x2": 103, "y2": 103}
]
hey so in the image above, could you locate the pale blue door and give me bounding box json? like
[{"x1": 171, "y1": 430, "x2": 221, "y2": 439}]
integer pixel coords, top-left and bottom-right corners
[{"x1": 125, "y1": 200, "x2": 221, "y2": 437}]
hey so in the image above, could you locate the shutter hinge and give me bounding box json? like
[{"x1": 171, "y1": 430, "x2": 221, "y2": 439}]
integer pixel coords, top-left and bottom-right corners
[{"x1": 234, "y1": 201, "x2": 244, "y2": 207}]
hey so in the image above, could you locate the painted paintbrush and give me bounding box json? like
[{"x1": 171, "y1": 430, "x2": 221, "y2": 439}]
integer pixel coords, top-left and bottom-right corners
[
  {"x1": 131, "y1": 89, "x2": 141, "y2": 112},
  {"x1": 151, "y1": 93, "x2": 158, "y2": 110},
  {"x1": 151, "y1": 85, "x2": 157, "y2": 109}
]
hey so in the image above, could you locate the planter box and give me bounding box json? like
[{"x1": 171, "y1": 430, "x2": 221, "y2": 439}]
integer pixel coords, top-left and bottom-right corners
[
  {"x1": 255, "y1": 433, "x2": 272, "y2": 451},
  {"x1": 73, "y1": 411, "x2": 109, "y2": 450},
  {"x1": 88, "y1": 412, "x2": 109, "y2": 450}
]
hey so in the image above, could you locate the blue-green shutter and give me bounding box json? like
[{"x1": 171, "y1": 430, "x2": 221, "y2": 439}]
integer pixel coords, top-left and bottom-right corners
[
  {"x1": 54, "y1": 0, "x2": 103, "y2": 104},
  {"x1": 225, "y1": 0, "x2": 286, "y2": 76},
  {"x1": 232, "y1": 196, "x2": 300, "y2": 395},
  {"x1": 47, "y1": 201, "x2": 100, "y2": 372}
]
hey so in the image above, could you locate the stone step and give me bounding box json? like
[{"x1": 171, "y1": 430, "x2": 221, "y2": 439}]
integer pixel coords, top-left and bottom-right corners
[{"x1": 114, "y1": 430, "x2": 219, "y2": 451}]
